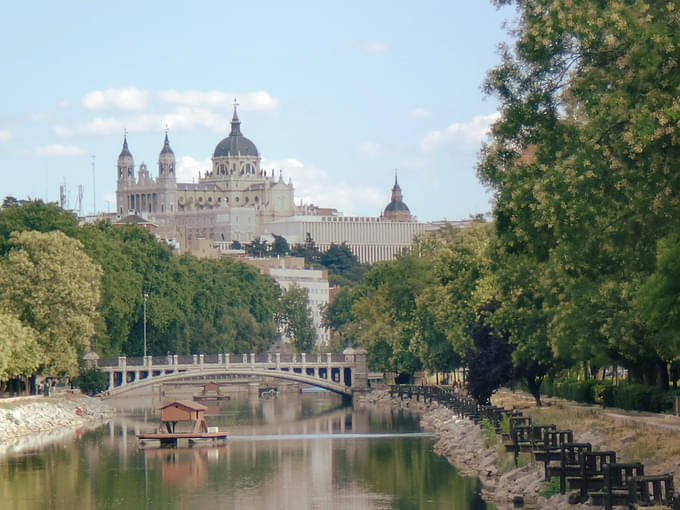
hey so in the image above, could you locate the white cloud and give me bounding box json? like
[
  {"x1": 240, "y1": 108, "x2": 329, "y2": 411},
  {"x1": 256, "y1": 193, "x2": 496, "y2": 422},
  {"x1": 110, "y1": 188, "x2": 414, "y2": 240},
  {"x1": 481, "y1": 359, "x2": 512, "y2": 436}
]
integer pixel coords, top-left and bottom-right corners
[
  {"x1": 34, "y1": 144, "x2": 87, "y2": 156},
  {"x1": 420, "y1": 112, "x2": 500, "y2": 153},
  {"x1": 353, "y1": 41, "x2": 390, "y2": 53},
  {"x1": 0, "y1": 129, "x2": 11, "y2": 142},
  {"x1": 262, "y1": 157, "x2": 384, "y2": 216},
  {"x1": 82, "y1": 87, "x2": 149, "y2": 111},
  {"x1": 177, "y1": 155, "x2": 211, "y2": 183},
  {"x1": 54, "y1": 107, "x2": 228, "y2": 137},
  {"x1": 158, "y1": 90, "x2": 280, "y2": 111},
  {"x1": 410, "y1": 107, "x2": 431, "y2": 118},
  {"x1": 357, "y1": 141, "x2": 381, "y2": 157}
]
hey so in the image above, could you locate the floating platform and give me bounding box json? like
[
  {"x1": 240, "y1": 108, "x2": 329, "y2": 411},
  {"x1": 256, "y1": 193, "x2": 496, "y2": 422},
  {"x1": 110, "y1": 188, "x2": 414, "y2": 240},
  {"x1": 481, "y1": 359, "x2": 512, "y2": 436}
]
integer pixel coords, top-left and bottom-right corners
[{"x1": 137, "y1": 431, "x2": 228, "y2": 448}]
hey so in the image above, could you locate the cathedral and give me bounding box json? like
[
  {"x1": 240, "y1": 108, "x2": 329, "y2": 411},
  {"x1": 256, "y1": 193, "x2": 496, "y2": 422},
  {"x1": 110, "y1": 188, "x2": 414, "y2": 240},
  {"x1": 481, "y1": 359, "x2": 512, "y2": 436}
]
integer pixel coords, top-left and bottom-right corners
[
  {"x1": 115, "y1": 105, "x2": 428, "y2": 263},
  {"x1": 116, "y1": 105, "x2": 295, "y2": 244}
]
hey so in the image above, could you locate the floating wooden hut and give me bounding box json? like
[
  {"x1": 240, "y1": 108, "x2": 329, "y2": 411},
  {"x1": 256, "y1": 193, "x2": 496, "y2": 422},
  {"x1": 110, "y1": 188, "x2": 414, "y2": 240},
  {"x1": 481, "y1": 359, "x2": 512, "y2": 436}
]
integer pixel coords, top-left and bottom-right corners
[{"x1": 136, "y1": 400, "x2": 227, "y2": 447}]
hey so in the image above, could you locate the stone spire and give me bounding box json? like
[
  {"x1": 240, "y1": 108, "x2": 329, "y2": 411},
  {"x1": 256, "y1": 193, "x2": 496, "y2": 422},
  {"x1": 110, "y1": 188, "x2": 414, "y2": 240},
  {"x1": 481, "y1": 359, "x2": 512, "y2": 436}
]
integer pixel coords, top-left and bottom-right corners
[{"x1": 230, "y1": 99, "x2": 242, "y2": 136}]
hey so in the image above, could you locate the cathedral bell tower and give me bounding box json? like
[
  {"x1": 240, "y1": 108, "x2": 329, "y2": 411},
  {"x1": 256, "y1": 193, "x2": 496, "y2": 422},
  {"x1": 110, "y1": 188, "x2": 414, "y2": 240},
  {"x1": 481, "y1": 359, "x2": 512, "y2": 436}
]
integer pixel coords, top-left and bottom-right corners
[
  {"x1": 158, "y1": 131, "x2": 176, "y2": 183},
  {"x1": 116, "y1": 134, "x2": 135, "y2": 216},
  {"x1": 157, "y1": 130, "x2": 177, "y2": 214}
]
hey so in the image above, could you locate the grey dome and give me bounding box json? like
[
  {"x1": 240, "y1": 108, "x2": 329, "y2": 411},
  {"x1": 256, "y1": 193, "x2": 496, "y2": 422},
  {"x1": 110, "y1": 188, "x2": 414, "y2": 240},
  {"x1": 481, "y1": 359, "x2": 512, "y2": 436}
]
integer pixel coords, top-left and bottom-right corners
[
  {"x1": 213, "y1": 134, "x2": 259, "y2": 158},
  {"x1": 213, "y1": 106, "x2": 259, "y2": 158}
]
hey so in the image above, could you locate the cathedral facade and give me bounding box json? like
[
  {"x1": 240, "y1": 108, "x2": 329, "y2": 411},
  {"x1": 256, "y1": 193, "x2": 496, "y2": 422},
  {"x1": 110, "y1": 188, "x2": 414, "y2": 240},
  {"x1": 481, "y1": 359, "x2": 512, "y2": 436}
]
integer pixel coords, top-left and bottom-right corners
[
  {"x1": 115, "y1": 106, "x2": 430, "y2": 263},
  {"x1": 116, "y1": 106, "x2": 295, "y2": 243}
]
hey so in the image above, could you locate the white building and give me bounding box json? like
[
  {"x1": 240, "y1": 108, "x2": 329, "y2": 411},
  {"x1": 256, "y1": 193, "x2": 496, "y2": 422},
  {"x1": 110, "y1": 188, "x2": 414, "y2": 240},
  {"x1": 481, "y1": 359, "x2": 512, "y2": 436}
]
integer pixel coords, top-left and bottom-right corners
[{"x1": 265, "y1": 260, "x2": 330, "y2": 346}]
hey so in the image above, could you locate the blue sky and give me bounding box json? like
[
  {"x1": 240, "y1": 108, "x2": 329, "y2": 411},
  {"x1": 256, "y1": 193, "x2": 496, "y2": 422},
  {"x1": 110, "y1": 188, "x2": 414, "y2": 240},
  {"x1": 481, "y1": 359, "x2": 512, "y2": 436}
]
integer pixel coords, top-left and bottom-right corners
[{"x1": 1, "y1": 1, "x2": 513, "y2": 222}]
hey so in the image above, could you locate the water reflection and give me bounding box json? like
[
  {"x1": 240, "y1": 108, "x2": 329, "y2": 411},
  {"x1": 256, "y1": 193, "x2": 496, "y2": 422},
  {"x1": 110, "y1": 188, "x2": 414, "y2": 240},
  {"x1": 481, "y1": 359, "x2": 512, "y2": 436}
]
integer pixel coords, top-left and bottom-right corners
[{"x1": 1, "y1": 393, "x2": 493, "y2": 510}]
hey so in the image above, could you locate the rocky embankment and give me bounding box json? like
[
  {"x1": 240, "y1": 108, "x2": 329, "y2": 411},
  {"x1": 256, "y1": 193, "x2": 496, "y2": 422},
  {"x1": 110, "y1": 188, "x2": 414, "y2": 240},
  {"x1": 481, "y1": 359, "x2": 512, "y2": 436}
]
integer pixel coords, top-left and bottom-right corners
[
  {"x1": 357, "y1": 389, "x2": 589, "y2": 510},
  {"x1": 0, "y1": 393, "x2": 114, "y2": 455}
]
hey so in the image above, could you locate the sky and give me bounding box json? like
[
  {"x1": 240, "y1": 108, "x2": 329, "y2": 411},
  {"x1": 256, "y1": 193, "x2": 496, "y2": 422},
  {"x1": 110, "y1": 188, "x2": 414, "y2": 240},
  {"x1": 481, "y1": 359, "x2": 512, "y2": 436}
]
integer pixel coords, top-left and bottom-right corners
[{"x1": 1, "y1": 1, "x2": 514, "y2": 222}]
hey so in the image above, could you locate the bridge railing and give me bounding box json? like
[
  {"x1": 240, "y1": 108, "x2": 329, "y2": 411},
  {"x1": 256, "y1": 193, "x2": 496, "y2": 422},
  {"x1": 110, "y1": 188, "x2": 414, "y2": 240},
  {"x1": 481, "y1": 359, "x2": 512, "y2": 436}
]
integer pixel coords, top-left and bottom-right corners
[{"x1": 96, "y1": 352, "x2": 355, "y2": 369}]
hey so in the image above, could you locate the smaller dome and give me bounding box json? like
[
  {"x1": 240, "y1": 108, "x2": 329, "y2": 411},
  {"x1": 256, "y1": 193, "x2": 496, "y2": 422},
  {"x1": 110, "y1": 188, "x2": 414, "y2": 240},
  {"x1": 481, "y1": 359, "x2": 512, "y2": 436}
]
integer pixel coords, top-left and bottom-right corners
[
  {"x1": 384, "y1": 200, "x2": 410, "y2": 213},
  {"x1": 382, "y1": 173, "x2": 412, "y2": 219}
]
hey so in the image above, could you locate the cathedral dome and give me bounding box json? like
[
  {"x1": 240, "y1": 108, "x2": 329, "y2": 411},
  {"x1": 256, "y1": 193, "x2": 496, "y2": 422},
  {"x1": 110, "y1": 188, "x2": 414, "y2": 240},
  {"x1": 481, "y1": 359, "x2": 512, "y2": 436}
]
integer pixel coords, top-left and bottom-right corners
[
  {"x1": 213, "y1": 105, "x2": 259, "y2": 158},
  {"x1": 382, "y1": 174, "x2": 412, "y2": 221}
]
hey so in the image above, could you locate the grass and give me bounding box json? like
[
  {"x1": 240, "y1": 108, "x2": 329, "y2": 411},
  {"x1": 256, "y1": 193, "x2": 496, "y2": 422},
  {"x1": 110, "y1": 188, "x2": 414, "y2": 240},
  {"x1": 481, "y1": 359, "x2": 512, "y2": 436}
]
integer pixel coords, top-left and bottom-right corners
[
  {"x1": 480, "y1": 418, "x2": 498, "y2": 448},
  {"x1": 541, "y1": 476, "x2": 561, "y2": 498}
]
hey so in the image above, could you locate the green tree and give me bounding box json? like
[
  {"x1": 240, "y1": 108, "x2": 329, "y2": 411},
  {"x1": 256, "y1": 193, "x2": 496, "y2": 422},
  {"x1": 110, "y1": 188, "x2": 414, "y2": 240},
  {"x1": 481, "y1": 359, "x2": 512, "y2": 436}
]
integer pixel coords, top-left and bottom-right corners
[
  {"x1": 0, "y1": 231, "x2": 102, "y2": 377},
  {"x1": 271, "y1": 235, "x2": 290, "y2": 256},
  {"x1": 290, "y1": 233, "x2": 321, "y2": 267},
  {"x1": 0, "y1": 200, "x2": 79, "y2": 255},
  {"x1": 479, "y1": 0, "x2": 680, "y2": 388},
  {"x1": 0, "y1": 312, "x2": 41, "y2": 382},
  {"x1": 276, "y1": 284, "x2": 316, "y2": 352},
  {"x1": 465, "y1": 302, "x2": 514, "y2": 405},
  {"x1": 319, "y1": 243, "x2": 368, "y2": 286}
]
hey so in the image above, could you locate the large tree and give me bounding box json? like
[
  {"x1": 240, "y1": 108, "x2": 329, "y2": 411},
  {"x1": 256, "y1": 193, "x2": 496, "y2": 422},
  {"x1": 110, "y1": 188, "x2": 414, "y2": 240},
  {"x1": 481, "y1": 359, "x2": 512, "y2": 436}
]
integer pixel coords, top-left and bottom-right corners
[
  {"x1": 0, "y1": 231, "x2": 102, "y2": 376},
  {"x1": 479, "y1": 0, "x2": 680, "y2": 387}
]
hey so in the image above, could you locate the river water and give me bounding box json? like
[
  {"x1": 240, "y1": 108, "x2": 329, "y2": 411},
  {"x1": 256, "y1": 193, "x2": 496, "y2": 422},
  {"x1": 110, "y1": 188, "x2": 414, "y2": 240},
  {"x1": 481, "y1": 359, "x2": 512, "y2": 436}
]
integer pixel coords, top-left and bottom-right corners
[{"x1": 0, "y1": 391, "x2": 493, "y2": 510}]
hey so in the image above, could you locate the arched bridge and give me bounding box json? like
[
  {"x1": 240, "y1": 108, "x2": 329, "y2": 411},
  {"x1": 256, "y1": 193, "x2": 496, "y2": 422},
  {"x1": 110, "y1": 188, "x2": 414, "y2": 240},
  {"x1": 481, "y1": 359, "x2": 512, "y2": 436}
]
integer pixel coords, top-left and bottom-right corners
[{"x1": 94, "y1": 350, "x2": 369, "y2": 397}]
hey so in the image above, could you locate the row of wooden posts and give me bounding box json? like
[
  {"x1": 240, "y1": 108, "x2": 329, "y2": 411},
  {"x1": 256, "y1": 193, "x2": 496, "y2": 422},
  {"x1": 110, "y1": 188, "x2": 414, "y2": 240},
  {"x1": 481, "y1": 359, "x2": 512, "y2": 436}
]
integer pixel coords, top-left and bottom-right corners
[{"x1": 389, "y1": 385, "x2": 680, "y2": 510}]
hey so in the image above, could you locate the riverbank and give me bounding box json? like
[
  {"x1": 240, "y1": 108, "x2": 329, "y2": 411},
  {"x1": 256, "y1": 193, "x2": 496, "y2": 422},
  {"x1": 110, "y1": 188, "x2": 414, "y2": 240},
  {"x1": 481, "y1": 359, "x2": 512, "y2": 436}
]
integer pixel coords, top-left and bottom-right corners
[
  {"x1": 357, "y1": 388, "x2": 680, "y2": 510},
  {"x1": 0, "y1": 393, "x2": 114, "y2": 456}
]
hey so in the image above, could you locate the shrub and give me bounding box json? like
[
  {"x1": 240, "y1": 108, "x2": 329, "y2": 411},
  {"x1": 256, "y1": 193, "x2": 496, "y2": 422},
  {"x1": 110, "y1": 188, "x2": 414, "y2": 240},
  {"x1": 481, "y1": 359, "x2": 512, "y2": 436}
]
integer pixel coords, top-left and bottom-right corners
[
  {"x1": 548, "y1": 377, "x2": 673, "y2": 413},
  {"x1": 73, "y1": 368, "x2": 107, "y2": 396}
]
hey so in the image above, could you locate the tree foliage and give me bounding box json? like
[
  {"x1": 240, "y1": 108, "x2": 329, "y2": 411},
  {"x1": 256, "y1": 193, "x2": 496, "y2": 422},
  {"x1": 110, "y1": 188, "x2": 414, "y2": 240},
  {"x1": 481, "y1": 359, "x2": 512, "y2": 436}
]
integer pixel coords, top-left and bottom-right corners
[
  {"x1": 276, "y1": 284, "x2": 315, "y2": 352},
  {"x1": 0, "y1": 312, "x2": 41, "y2": 381},
  {"x1": 479, "y1": 0, "x2": 680, "y2": 390},
  {"x1": 0, "y1": 230, "x2": 102, "y2": 377},
  {"x1": 465, "y1": 302, "x2": 514, "y2": 405}
]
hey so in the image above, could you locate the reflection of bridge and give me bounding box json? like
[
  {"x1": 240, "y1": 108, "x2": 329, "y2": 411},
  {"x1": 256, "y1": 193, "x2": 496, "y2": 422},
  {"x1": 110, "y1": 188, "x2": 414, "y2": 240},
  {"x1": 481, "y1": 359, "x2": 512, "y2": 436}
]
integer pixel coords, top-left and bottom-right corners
[{"x1": 96, "y1": 350, "x2": 368, "y2": 398}]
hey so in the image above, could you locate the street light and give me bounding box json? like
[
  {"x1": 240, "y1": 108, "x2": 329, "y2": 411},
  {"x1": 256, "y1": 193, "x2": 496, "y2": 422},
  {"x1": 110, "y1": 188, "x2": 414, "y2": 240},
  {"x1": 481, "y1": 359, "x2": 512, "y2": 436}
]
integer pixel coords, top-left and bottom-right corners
[{"x1": 143, "y1": 293, "x2": 148, "y2": 360}]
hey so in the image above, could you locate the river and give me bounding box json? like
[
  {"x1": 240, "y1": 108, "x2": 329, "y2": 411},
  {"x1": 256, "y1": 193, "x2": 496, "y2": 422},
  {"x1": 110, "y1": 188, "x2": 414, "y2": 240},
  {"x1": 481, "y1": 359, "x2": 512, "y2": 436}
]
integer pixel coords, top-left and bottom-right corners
[{"x1": 0, "y1": 391, "x2": 494, "y2": 510}]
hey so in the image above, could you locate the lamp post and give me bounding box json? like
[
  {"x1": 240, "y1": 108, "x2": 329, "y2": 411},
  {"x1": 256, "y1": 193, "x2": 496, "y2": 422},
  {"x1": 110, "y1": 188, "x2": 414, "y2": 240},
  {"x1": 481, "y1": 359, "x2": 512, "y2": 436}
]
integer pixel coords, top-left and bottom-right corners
[{"x1": 143, "y1": 293, "x2": 148, "y2": 361}]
